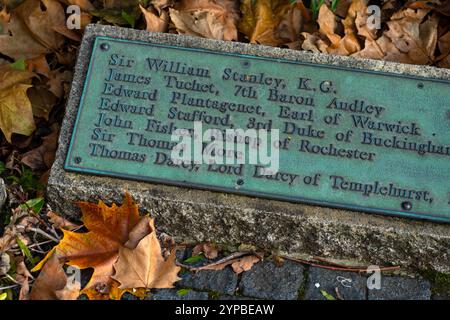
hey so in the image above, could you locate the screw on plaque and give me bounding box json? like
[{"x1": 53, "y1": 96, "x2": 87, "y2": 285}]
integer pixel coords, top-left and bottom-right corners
[
  {"x1": 401, "y1": 201, "x2": 412, "y2": 211},
  {"x1": 236, "y1": 178, "x2": 244, "y2": 186},
  {"x1": 417, "y1": 83, "x2": 424, "y2": 89},
  {"x1": 100, "y1": 43, "x2": 110, "y2": 51},
  {"x1": 242, "y1": 61, "x2": 250, "y2": 67},
  {"x1": 446, "y1": 110, "x2": 450, "y2": 120},
  {"x1": 74, "y1": 156, "x2": 82, "y2": 164}
]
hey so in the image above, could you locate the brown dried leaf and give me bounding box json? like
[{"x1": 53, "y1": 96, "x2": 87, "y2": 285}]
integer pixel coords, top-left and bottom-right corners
[
  {"x1": 151, "y1": 0, "x2": 175, "y2": 14},
  {"x1": 47, "y1": 69, "x2": 73, "y2": 98},
  {"x1": 384, "y1": 9, "x2": 438, "y2": 64},
  {"x1": 0, "y1": 84, "x2": 36, "y2": 143},
  {"x1": 0, "y1": 10, "x2": 47, "y2": 60},
  {"x1": 66, "y1": 0, "x2": 95, "y2": 11},
  {"x1": 169, "y1": 0, "x2": 240, "y2": 41},
  {"x1": 26, "y1": 55, "x2": 50, "y2": 77},
  {"x1": 239, "y1": 0, "x2": 304, "y2": 46},
  {"x1": 439, "y1": 31, "x2": 450, "y2": 56},
  {"x1": 231, "y1": 255, "x2": 260, "y2": 274},
  {"x1": 112, "y1": 219, "x2": 181, "y2": 289},
  {"x1": 140, "y1": 4, "x2": 169, "y2": 33},
  {"x1": 16, "y1": 0, "x2": 66, "y2": 50},
  {"x1": 30, "y1": 253, "x2": 80, "y2": 300},
  {"x1": 16, "y1": 259, "x2": 33, "y2": 300},
  {"x1": 318, "y1": 4, "x2": 341, "y2": 46},
  {"x1": 0, "y1": 64, "x2": 35, "y2": 91},
  {"x1": 28, "y1": 87, "x2": 58, "y2": 121},
  {"x1": 47, "y1": 211, "x2": 81, "y2": 231},
  {"x1": 193, "y1": 243, "x2": 219, "y2": 260}
]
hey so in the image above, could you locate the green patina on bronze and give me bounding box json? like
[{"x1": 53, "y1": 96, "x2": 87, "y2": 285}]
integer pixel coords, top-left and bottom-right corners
[{"x1": 65, "y1": 36, "x2": 450, "y2": 222}]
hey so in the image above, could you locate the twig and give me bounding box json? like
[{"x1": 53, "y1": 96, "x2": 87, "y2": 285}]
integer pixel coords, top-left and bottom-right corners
[
  {"x1": 282, "y1": 256, "x2": 401, "y2": 273},
  {"x1": 178, "y1": 251, "x2": 253, "y2": 271},
  {"x1": 27, "y1": 227, "x2": 59, "y2": 243}
]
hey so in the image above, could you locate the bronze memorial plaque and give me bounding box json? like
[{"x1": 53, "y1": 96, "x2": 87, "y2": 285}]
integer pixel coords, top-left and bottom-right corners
[{"x1": 65, "y1": 36, "x2": 450, "y2": 222}]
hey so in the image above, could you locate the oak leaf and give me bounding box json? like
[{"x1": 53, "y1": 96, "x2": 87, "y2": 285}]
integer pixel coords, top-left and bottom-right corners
[
  {"x1": 33, "y1": 192, "x2": 141, "y2": 300},
  {"x1": 29, "y1": 253, "x2": 80, "y2": 300},
  {"x1": 169, "y1": 0, "x2": 240, "y2": 41},
  {"x1": 112, "y1": 218, "x2": 181, "y2": 289}
]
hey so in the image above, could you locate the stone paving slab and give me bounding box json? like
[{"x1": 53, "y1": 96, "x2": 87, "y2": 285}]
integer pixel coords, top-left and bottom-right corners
[
  {"x1": 152, "y1": 289, "x2": 209, "y2": 300},
  {"x1": 178, "y1": 267, "x2": 239, "y2": 295},
  {"x1": 239, "y1": 261, "x2": 304, "y2": 300},
  {"x1": 368, "y1": 276, "x2": 431, "y2": 300},
  {"x1": 304, "y1": 267, "x2": 367, "y2": 300}
]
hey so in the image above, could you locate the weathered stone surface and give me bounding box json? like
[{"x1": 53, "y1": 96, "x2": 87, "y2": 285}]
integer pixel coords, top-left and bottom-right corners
[
  {"x1": 178, "y1": 268, "x2": 238, "y2": 295},
  {"x1": 48, "y1": 24, "x2": 450, "y2": 274},
  {"x1": 0, "y1": 178, "x2": 6, "y2": 211},
  {"x1": 368, "y1": 276, "x2": 431, "y2": 300},
  {"x1": 239, "y1": 261, "x2": 304, "y2": 300},
  {"x1": 304, "y1": 267, "x2": 367, "y2": 300},
  {"x1": 151, "y1": 289, "x2": 209, "y2": 300}
]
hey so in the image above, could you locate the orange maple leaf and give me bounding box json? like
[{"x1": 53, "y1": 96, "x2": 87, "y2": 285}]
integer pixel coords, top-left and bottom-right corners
[{"x1": 33, "y1": 192, "x2": 141, "y2": 300}]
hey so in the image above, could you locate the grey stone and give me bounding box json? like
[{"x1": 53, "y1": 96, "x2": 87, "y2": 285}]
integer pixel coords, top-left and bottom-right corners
[
  {"x1": 368, "y1": 276, "x2": 431, "y2": 300},
  {"x1": 178, "y1": 268, "x2": 238, "y2": 295},
  {"x1": 0, "y1": 178, "x2": 6, "y2": 211},
  {"x1": 48, "y1": 24, "x2": 450, "y2": 274},
  {"x1": 304, "y1": 267, "x2": 367, "y2": 300},
  {"x1": 239, "y1": 261, "x2": 304, "y2": 300},
  {"x1": 218, "y1": 295, "x2": 257, "y2": 300},
  {"x1": 151, "y1": 289, "x2": 209, "y2": 300}
]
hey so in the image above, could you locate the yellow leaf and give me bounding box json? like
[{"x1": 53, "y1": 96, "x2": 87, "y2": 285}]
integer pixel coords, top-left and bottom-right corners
[
  {"x1": 0, "y1": 84, "x2": 35, "y2": 143},
  {"x1": 112, "y1": 219, "x2": 181, "y2": 289},
  {"x1": 239, "y1": 0, "x2": 304, "y2": 46}
]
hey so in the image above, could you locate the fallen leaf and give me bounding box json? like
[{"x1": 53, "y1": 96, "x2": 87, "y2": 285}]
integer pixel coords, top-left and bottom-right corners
[
  {"x1": 30, "y1": 253, "x2": 80, "y2": 300},
  {"x1": 169, "y1": 0, "x2": 240, "y2": 41},
  {"x1": 231, "y1": 255, "x2": 260, "y2": 274},
  {"x1": 438, "y1": 30, "x2": 450, "y2": 56},
  {"x1": 189, "y1": 252, "x2": 260, "y2": 273},
  {"x1": 16, "y1": 0, "x2": 66, "y2": 50},
  {"x1": 193, "y1": 243, "x2": 219, "y2": 259},
  {"x1": 0, "y1": 252, "x2": 10, "y2": 276},
  {"x1": 140, "y1": 4, "x2": 169, "y2": 33},
  {"x1": 66, "y1": 0, "x2": 95, "y2": 11},
  {"x1": 0, "y1": 64, "x2": 35, "y2": 91},
  {"x1": 16, "y1": 258, "x2": 33, "y2": 300},
  {"x1": 151, "y1": 0, "x2": 175, "y2": 14},
  {"x1": 354, "y1": 8, "x2": 438, "y2": 64},
  {"x1": 0, "y1": 84, "x2": 36, "y2": 143},
  {"x1": 46, "y1": 69, "x2": 73, "y2": 98},
  {"x1": 27, "y1": 87, "x2": 59, "y2": 121},
  {"x1": 240, "y1": 0, "x2": 304, "y2": 46},
  {"x1": 26, "y1": 55, "x2": 50, "y2": 77},
  {"x1": 0, "y1": 9, "x2": 47, "y2": 59},
  {"x1": 47, "y1": 211, "x2": 81, "y2": 231},
  {"x1": 32, "y1": 192, "x2": 141, "y2": 300},
  {"x1": 112, "y1": 218, "x2": 181, "y2": 289}
]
